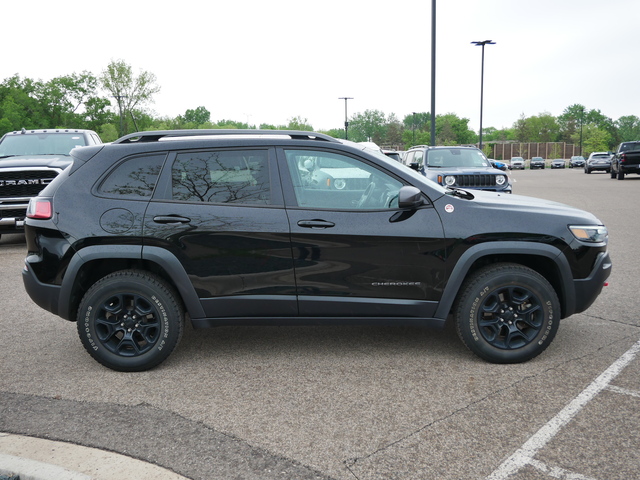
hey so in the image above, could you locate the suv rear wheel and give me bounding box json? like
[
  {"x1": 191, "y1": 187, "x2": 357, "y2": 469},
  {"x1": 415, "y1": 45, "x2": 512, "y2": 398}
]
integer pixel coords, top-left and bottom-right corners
[
  {"x1": 454, "y1": 263, "x2": 559, "y2": 363},
  {"x1": 77, "y1": 270, "x2": 184, "y2": 371}
]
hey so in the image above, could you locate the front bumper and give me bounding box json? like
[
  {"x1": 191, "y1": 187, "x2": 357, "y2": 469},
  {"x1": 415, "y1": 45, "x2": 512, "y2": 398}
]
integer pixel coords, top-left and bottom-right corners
[{"x1": 572, "y1": 251, "x2": 612, "y2": 315}]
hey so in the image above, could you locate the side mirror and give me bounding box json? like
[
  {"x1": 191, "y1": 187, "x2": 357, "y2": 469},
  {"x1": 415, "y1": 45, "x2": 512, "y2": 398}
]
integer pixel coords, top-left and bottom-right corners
[
  {"x1": 409, "y1": 162, "x2": 420, "y2": 171},
  {"x1": 398, "y1": 186, "x2": 424, "y2": 209}
]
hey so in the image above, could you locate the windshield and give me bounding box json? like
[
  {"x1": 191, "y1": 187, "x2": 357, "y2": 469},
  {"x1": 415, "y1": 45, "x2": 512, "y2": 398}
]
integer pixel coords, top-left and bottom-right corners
[
  {"x1": 0, "y1": 133, "x2": 87, "y2": 157},
  {"x1": 426, "y1": 148, "x2": 490, "y2": 168}
]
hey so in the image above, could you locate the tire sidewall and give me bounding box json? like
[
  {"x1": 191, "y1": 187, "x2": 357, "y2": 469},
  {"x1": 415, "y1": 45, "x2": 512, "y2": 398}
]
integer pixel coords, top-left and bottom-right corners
[
  {"x1": 456, "y1": 265, "x2": 559, "y2": 363},
  {"x1": 77, "y1": 271, "x2": 183, "y2": 371}
]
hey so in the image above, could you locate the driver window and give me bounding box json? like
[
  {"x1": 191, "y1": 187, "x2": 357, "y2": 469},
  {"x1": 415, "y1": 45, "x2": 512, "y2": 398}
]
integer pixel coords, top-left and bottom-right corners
[{"x1": 284, "y1": 149, "x2": 403, "y2": 210}]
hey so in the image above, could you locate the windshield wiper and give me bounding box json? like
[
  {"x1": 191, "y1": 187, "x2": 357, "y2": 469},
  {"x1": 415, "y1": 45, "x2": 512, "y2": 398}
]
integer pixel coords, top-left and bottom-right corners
[{"x1": 445, "y1": 187, "x2": 475, "y2": 199}]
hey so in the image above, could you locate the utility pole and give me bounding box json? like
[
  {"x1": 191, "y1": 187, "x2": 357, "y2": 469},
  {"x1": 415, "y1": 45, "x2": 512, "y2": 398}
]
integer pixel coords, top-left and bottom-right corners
[
  {"x1": 430, "y1": 0, "x2": 436, "y2": 146},
  {"x1": 339, "y1": 97, "x2": 353, "y2": 140}
]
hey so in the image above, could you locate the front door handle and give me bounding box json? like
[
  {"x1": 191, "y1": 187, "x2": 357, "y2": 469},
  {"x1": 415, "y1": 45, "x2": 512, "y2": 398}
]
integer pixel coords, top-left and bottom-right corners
[{"x1": 297, "y1": 219, "x2": 335, "y2": 229}]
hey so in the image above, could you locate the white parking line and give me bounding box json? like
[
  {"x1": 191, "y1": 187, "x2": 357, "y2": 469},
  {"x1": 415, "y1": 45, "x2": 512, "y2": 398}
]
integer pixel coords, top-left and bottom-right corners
[{"x1": 487, "y1": 338, "x2": 640, "y2": 480}]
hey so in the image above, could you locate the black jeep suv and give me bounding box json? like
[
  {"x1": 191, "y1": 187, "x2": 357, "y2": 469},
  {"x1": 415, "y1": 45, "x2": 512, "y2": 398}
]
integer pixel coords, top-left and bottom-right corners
[{"x1": 23, "y1": 130, "x2": 611, "y2": 371}]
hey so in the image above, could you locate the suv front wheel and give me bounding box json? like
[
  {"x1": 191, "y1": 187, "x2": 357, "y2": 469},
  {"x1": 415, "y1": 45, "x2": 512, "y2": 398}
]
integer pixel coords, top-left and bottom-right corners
[
  {"x1": 77, "y1": 270, "x2": 184, "y2": 371},
  {"x1": 454, "y1": 263, "x2": 559, "y2": 363}
]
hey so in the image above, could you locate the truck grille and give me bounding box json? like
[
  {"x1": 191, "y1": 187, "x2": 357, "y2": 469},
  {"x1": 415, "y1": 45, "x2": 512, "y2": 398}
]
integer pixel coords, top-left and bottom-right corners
[
  {"x1": 0, "y1": 170, "x2": 58, "y2": 197},
  {"x1": 454, "y1": 174, "x2": 497, "y2": 188}
]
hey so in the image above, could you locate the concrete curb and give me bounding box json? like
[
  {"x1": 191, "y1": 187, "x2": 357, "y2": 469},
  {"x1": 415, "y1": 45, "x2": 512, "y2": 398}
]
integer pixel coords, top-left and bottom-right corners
[{"x1": 0, "y1": 433, "x2": 189, "y2": 480}]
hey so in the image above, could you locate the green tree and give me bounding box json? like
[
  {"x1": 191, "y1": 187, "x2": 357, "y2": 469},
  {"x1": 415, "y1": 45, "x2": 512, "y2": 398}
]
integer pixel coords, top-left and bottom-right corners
[
  {"x1": 615, "y1": 115, "x2": 640, "y2": 142},
  {"x1": 184, "y1": 106, "x2": 211, "y2": 125},
  {"x1": 436, "y1": 113, "x2": 476, "y2": 145},
  {"x1": 573, "y1": 124, "x2": 611, "y2": 157},
  {"x1": 100, "y1": 59, "x2": 160, "y2": 136},
  {"x1": 286, "y1": 116, "x2": 313, "y2": 131},
  {"x1": 527, "y1": 112, "x2": 560, "y2": 142},
  {"x1": 36, "y1": 72, "x2": 99, "y2": 127},
  {"x1": 348, "y1": 109, "x2": 386, "y2": 143},
  {"x1": 557, "y1": 104, "x2": 586, "y2": 143}
]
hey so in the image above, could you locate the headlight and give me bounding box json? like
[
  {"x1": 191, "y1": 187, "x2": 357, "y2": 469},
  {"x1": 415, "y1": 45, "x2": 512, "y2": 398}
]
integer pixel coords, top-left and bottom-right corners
[
  {"x1": 443, "y1": 175, "x2": 456, "y2": 186},
  {"x1": 569, "y1": 225, "x2": 608, "y2": 243},
  {"x1": 496, "y1": 175, "x2": 506, "y2": 185},
  {"x1": 334, "y1": 178, "x2": 346, "y2": 190}
]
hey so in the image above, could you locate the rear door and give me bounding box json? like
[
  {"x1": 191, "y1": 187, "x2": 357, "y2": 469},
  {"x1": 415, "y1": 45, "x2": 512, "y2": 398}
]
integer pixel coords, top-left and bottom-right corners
[{"x1": 143, "y1": 147, "x2": 297, "y2": 318}]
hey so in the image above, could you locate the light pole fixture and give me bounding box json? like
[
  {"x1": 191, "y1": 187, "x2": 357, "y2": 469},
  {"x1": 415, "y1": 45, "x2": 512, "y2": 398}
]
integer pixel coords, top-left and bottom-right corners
[
  {"x1": 412, "y1": 112, "x2": 417, "y2": 143},
  {"x1": 338, "y1": 97, "x2": 353, "y2": 140},
  {"x1": 471, "y1": 40, "x2": 495, "y2": 150}
]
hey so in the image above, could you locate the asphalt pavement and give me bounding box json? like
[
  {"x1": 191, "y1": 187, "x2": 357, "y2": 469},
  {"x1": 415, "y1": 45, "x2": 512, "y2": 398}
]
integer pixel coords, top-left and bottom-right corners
[{"x1": 1, "y1": 167, "x2": 639, "y2": 480}]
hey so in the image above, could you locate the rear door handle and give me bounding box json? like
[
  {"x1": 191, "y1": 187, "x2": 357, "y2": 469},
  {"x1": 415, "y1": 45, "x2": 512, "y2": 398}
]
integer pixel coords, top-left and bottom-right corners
[
  {"x1": 297, "y1": 219, "x2": 335, "y2": 229},
  {"x1": 153, "y1": 215, "x2": 191, "y2": 225}
]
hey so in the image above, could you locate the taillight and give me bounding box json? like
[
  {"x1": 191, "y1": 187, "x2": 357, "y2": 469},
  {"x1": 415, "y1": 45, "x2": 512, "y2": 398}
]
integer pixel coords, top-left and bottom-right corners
[
  {"x1": 26, "y1": 198, "x2": 52, "y2": 219},
  {"x1": 620, "y1": 153, "x2": 626, "y2": 164}
]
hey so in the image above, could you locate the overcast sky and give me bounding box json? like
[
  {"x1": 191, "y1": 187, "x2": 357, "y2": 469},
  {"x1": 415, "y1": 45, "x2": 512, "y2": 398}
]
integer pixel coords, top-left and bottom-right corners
[{"x1": 5, "y1": 0, "x2": 640, "y2": 132}]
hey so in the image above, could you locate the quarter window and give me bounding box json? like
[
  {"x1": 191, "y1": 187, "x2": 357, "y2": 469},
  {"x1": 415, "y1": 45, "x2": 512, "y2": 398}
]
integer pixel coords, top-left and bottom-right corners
[
  {"x1": 99, "y1": 154, "x2": 165, "y2": 198},
  {"x1": 171, "y1": 150, "x2": 270, "y2": 204}
]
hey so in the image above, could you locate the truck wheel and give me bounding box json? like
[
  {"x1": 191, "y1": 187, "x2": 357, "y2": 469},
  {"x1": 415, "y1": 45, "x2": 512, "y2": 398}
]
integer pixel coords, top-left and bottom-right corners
[
  {"x1": 610, "y1": 169, "x2": 616, "y2": 179},
  {"x1": 617, "y1": 170, "x2": 625, "y2": 180},
  {"x1": 454, "y1": 263, "x2": 559, "y2": 364},
  {"x1": 77, "y1": 270, "x2": 184, "y2": 371}
]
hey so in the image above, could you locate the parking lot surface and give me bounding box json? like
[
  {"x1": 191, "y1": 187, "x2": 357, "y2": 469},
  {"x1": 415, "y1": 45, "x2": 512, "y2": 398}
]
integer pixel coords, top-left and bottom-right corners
[{"x1": 1, "y1": 167, "x2": 638, "y2": 479}]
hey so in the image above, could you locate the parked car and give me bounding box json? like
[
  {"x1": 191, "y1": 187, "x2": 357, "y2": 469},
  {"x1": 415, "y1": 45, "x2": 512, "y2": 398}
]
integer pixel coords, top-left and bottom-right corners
[
  {"x1": 489, "y1": 159, "x2": 509, "y2": 171},
  {"x1": 383, "y1": 150, "x2": 404, "y2": 162},
  {"x1": 404, "y1": 145, "x2": 511, "y2": 193},
  {"x1": 550, "y1": 159, "x2": 566, "y2": 169},
  {"x1": 510, "y1": 157, "x2": 525, "y2": 169},
  {"x1": 530, "y1": 157, "x2": 545, "y2": 169},
  {"x1": 0, "y1": 128, "x2": 102, "y2": 239},
  {"x1": 569, "y1": 156, "x2": 585, "y2": 168},
  {"x1": 585, "y1": 152, "x2": 612, "y2": 174},
  {"x1": 22, "y1": 130, "x2": 610, "y2": 371},
  {"x1": 610, "y1": 141, "x2": 640, "y2": 180}
]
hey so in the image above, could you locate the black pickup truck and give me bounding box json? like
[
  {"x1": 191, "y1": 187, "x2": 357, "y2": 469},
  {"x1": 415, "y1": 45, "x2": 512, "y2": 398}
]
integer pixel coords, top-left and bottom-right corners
[{"x1": 611, "y1": 141, "x2": 640, "y2": 180}]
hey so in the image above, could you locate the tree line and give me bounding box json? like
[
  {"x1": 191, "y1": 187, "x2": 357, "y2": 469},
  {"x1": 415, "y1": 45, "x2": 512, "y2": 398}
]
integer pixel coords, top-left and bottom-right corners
[{"x1": 2, "y1": 60, "x2": 639, "y2": 157}]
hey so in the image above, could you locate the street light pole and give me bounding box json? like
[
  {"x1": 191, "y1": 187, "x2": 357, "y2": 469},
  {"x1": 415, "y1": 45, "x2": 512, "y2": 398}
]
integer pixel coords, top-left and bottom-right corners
[
  {"x1": 471, "y1": 40, "x2": 495, "y2": 150},
  {"x1": 338, "y1": 97, "x2": 353, "y2": 140},
  {"x1": 412, "y1": 112, "x2": 416, "y2": 143}
]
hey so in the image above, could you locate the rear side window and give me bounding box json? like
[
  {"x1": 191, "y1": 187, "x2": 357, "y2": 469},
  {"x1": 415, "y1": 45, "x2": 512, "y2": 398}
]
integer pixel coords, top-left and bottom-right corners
[
  {"x1": 171, "y1": 149, "x2": 270, "y2": 204},
  {"x1": 99, "y1": 154, "x2": 165, "y2": 198}
]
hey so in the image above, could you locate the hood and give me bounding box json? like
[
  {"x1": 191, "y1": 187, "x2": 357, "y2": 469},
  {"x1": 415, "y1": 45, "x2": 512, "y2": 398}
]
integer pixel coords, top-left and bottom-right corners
[
  {"x1": 0, "y1": 154, "x2": 73, "y2": 170},
  {"x1": 447, "y1": 189, "x2": 603, "y2": 224}
]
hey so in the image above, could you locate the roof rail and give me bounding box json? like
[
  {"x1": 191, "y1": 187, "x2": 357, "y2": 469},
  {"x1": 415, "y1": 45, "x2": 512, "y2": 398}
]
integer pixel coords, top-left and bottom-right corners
[{"x1": 113, "y1": 129, "x2": 339, "y2": 144}]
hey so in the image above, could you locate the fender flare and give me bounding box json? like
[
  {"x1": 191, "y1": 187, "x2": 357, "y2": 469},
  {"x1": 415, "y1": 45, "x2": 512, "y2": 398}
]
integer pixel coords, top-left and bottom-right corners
[
  {"x1": 58, "y1": 245, "x2": 205, "y2": 320},
  {"x1": 433, "y1": 241, "x2": 574, "y2": 321}
]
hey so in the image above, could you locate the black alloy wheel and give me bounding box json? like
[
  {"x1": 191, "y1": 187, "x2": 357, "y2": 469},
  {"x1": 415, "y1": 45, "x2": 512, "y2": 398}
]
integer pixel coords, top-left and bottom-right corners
[
  {"x1": 77, "y1": 270, "x2": 184, "y2": 371},
  {"x1": 454, "y1": 263, "x2": 559, "y2": 363}
]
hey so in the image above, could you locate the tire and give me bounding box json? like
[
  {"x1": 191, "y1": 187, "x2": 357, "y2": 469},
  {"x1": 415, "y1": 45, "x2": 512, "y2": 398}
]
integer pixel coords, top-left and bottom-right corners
[
  {"x1": 617, "y1": 169, "x2": 625, "y2": 180},
  {"x1": 454, "y1": 263, "x2": 560, "y2": 364},
  {"x1": 585, "y1": 168, "x2": 591, "y2": 174},
  {"x1": 77, "y1": 270, "x2": 184, "y2": 371},
  {"x1": 610, "y1": 169, "x2": 616, "y2": 179}
]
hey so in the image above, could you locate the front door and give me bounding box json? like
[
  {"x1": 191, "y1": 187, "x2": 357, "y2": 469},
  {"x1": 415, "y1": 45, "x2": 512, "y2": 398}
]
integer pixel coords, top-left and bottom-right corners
[{"x1": 279, "y1": 147, "x2": 446, "y2": 319}]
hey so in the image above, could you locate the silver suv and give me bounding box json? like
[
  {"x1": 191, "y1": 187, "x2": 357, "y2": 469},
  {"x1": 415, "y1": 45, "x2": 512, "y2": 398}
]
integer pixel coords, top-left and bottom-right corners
[{"x1": 585, "y1": 152, "x2": 612, "y2": 174}]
